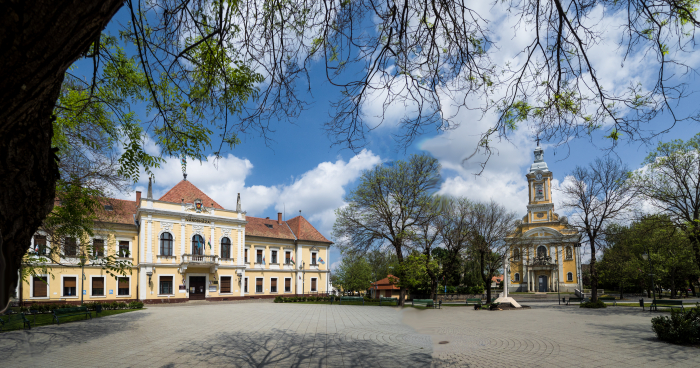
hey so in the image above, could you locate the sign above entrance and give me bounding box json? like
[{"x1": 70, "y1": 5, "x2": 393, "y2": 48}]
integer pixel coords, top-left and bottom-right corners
[{"x1": 186, "y1": 215, "x2": 211, "y2": 224}]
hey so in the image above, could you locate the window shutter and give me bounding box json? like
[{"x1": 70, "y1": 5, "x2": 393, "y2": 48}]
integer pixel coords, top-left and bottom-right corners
[
  {"x1": 161, "y1": 276, "x2": 173, "y2": 282},
  {"x1": 92, "y1": 277, "x2": 104, "y2": 289},
  {"x1": 221, "y1": 277, "x2": 231, "y2": 292},
  {"x1": 33, "y1": 277, "x2": 47, "y2": 297},
  {"x1": 256, "y1": 278, "x2": 262, "y2": 286},
  {"x1": 311, "y1": 279, "x2": 317, "y2": 289},
  {"x1": 118, "y1": 278, "x2": 129, "y2": 288},
  {"x1": 285, "y1": 279, "x2": 290, "y2": 288},
  {"x1": 64, "y1": 277, "x2": 76, "y2": 288},
  {"x1": 271, "y1": 279, "x2": 277, "y2": 288}
]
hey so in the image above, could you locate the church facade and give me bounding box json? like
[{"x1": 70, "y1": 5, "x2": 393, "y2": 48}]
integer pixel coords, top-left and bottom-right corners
[
  {"x1": 505, "y1": 145, "x2": 582, "y2": 293},
  {"x1": 19, "y1": 179, "x2": 331, "y2": 305}
]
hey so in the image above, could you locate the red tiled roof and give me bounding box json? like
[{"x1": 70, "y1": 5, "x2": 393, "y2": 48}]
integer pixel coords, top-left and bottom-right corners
[
  {"x1": 99, "y1": 198, "x2": 138, "y2": 225},
  {"x1": 492, "y1": 275, "x2": 504, "y2": 282},
  {"x1": 246, "y1": 216, "x2": 297, "y2": 240},
  {"x1": 158, "y1": 180, "x2": 224, "y2": 209},
  {"x1": 286, "y1": 216, "x2": 332, "y2": 243},
  {"x1": 371, "y1": 275, "x2": 400, "y2": 290}
]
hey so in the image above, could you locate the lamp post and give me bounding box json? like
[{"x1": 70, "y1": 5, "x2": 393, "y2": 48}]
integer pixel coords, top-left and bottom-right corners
[{"x1": 642, "y1": 252, "x2": 655, "y2": 301}]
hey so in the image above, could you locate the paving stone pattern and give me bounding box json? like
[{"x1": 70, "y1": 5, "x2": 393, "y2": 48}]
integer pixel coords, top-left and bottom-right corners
[
  {"x1": 1, "y1": 302, "x2": 698, "y2": 367},
  {"x1": 403, "y1": 304, "x2": 700, "y2": 368},
  {"x1": 0, "y1": 303, "x2": 431, "y2": 367}
]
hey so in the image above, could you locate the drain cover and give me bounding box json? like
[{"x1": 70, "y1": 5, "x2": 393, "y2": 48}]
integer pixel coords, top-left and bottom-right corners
[{"x1": 438, "y1": 341, "x2": 449, "y2": 344}]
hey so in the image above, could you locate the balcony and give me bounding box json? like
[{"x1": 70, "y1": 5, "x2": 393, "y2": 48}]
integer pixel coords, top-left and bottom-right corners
[{"x1": 179, "y1": 254, "x2": 219, "y2": 273}]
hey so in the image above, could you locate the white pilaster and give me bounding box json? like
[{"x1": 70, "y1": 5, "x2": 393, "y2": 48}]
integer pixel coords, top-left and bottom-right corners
[
  {"x1": 180, "y1": 218, "x2": 186, "y2": 256},
  {"x1": 557, "y1": 245, "x2": 564, "y2": 289},
  {"x1": 139, "y1": 266, "x2": 147, "y2": 300},
  {"x1": 210, "y1": 222, "x2": 216, "y2": 256},
  {"x1": 147, "y1": 216, "x2": 153, "y2": 263},
  {"x1": 240, "y1": 269, "x2": 245, "y2": 297}
]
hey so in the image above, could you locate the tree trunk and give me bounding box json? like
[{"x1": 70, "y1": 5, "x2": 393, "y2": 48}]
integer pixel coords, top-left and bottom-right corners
[
  {"x1": 589, "y1": 238, "x2": 598, "y2": 302},
  {"x1": 0, "y1": 0, "x2": 125, "y2": 312}
]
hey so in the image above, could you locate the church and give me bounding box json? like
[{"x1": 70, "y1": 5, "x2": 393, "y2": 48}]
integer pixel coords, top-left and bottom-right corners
[
  {"x1": 19, "y1": 178, "x2": 331, "y2": 305},
  {"x1": 505, "y1": 144, "x2": 582, "y2": 293}
]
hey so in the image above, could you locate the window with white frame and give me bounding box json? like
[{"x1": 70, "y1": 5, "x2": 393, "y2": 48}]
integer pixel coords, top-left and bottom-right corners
[
  {"x1": 63, "y1": 276, "x2": 77, "y2": 296},
  {"x1": 255, "y1": 278, "x2": 263, "y2": 293},
  {"x1": 244, "y1": 277, "x2": 249, "y2": 293},
  {"x1": 311, "y1": 252, "x2": 317, "y2": 265},
  {"x1": 64, "y1": 237, "x2": 77, "y2": 257},
  {"x1": 285, "y1": 251, "x2": 292, "y2": 265},
  {"x1": 256, "y1": 249, "x2": 263, "y2": 264},
  {"x1": 160, "y1": 232, "x2": 174, "y2": 256},
  {"x1": 270, "y1": 278, "x2": 278, "y2": 293},
  {"x1": 32, "y1": 276, "x2": 48, "y2": 298},
  {"x1": 284, "y1": 277, "x2": 291, "y2": 292},
  {"x1": 117, "y1": 277, "x2": 129, "y2": 295},
  {"x1": 160, "y1": 276, "x2": 173, "y2": 294},
  {"x1": 92, "y1": 276, "x2": 105, "y2": 296},
  {"x1": 244, "y1": 248, "x2": 248, "y2": 263},
  {"x1": 118, "y1": 241, "x2": 130, "y2": 257},
  {"x1": 34, "y1": 235, "x2": 48, "y2": 255},
  {"x1": 567, "y1": 272, "x2": 573, "y2": 282},
  {"x1": 311, "y1": 278, "x2": 317, "y2": 292},
  {"x1": 221, "y1": 237, "x2": 231, "y2": 259},
  {"x1": 271, "y1": 250, "x2": 278, "y2": 264},
  {"x1": 220, "y1": 276, "x2": 232, "y2": 293},
  {"x1": 514, "y1": 273, "x2": 520, "y2": 282},
  {"x1": 93, "y1": 238, "x2": 105, "y2": 257}
]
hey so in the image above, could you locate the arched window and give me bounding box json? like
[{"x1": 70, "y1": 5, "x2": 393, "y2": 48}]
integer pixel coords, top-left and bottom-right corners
[
  {"x1": 514, "y1": 273, "x2": 520, "y2": 282},
  {"x1": 566, "y1": 246, "x2": 573, "y2": 260},
  {"x1": 537, "y1": 245, "x2": 547, "y2": 258},
  {"x1": 513, "y1": 248, "x2": 520, "y2": 261},
  {"x1": 221, "y1": 237, "x2": 231, "y2": 259},
  {"x1": 160, "y1": 232, "x2": 173, "y2": 256},
  {"x1": 192, "y1": 235, "x2": 205, "y2": 255},
  {"x1": 567, "y1": 272, "x2": 573, "y2": 282}
]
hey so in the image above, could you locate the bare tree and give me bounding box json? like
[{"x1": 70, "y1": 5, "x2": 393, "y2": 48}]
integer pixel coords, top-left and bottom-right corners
[
  {"x1": 333, "y1": 154, "x2": 441, "y2": 305},
  {"x1": 560, "y1": 157, "x2": 637, "y2": 302},
  {"x1": 467, "y1": 200, "x2": 517, "y2": 302}
]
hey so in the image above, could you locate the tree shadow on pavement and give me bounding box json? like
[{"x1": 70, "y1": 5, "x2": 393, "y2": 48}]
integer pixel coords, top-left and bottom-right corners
[{"x1": 166, "y1": 328, "x2": 433, "y2": 367}]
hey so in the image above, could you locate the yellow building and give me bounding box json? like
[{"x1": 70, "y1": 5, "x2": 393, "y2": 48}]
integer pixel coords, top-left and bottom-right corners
[
  {"x1": 505, "y1": 144, "x2": 582, "y2": 293},
  {"x1": 20, "y1": 179, "x2": 332, "y2": 305}
]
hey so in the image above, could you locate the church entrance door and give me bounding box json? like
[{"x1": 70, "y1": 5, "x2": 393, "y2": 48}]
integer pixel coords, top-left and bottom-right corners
[{"x1": 538, "y1": 275, "x2": 548, "y2": 292}]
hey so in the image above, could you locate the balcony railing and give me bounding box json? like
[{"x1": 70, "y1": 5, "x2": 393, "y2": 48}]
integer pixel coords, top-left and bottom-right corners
[{"x1": 181, "y1": 254, "x2": 219, "y2": 264}]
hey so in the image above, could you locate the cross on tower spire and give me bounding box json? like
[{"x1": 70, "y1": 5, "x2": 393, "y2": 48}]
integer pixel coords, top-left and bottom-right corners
[{"x1": 536, "y1": 136, "x2": 541, "y2": 146}]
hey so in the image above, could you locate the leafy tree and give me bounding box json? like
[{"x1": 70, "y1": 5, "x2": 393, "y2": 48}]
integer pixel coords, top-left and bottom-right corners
[
  {"x1": 366, "y1": 249, "x2": 399, "y2": 282},
  {"x1": 334, "y1": 255, "x2": 373, "y2": 295},
  {"x1": 333, "y1": 154, "x2": 441, "y2": 305},
  {"x1": 633, "y1": 133, "x2": 700, "y2": 274},
  {"x1": 560, "y1": 157, "x2": 638, "y2": 302},
  {"x1": 598, "y1": 224, "x2": 646, "y2": 299},
  {"x1": 434, "y1": 197, "x2": 474, "y2": 288},
  {"x1": 394, "y1": 252, "x2": 438, "y2": 295}
]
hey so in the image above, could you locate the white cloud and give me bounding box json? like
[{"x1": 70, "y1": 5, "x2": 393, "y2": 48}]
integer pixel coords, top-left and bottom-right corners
[{"x1": 118, "y1": 149, "x2": 382, "y2": 240}]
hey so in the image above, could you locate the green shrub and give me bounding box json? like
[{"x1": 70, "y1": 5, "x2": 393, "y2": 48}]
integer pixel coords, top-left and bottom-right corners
[
  {"x1": 651, "y1": 309, "x2": 700, "y2": 344},
  {"x1": 274, "y1": 296, "x2": 282, "y2": 303},
  {"x1": 117, "y1": 302, "x2": 127, "y2": 309},
  {"x1": 128, "y1": 301, "x2": 144, "y2": 309},
  {"x1": 580, "y1": 300, "x2": 607, "y2": 308}
]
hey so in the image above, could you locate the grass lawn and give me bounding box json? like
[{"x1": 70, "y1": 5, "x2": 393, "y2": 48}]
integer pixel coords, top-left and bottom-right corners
[{"x1": 1, "y1": 309, "x2": 143, "y2": 333}]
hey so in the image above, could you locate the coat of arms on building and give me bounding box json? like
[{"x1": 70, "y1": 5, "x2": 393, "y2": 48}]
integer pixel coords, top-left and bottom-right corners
[{"x1": 194, "y1": 198, "x2": 204, "y2": 213}]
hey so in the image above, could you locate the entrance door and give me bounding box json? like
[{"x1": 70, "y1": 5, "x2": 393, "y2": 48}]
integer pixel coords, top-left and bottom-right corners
[
  {"x1": 538, "y1": 275, "x2": 548, "y2": 292},
  {"x1": 189, "y1": 276, "x2": 206, "y2": 300}
]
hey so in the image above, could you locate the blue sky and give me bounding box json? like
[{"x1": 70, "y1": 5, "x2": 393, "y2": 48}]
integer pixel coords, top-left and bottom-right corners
[{"x1": 92, "y1": 3, "x2": 700, "y2": 269}]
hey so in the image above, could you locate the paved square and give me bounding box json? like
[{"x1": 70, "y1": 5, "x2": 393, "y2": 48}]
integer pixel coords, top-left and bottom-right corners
[{"x1": 0, "y1": 302, "x2": 698, "y2": 367}]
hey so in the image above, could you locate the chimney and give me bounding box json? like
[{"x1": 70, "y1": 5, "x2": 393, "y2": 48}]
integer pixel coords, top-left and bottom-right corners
[
  {"x1": 136, "y1": 191, "x2": 142, "y2": 205},
  {"x1": 147, "y1": 177, "x2": 153, "y2": 199},
  {"x1": 266, "y1": 217, "x2": 269, "y2": 219},
  {"x1": 277, "y1": 212, "x2": 282, "y2": 224}
]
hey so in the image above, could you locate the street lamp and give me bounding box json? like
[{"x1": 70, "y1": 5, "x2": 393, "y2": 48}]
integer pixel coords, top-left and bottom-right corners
[{"x1": 642, "y1": 252, "x2": 655, "y2": 301}]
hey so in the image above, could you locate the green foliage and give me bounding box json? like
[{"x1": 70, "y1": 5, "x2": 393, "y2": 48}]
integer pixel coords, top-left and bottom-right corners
[
  {"x1": 580, "y1": 300, "x2": 607, "y2": 308},
  {"x1": 651, "y1": 309, "x2": 700, "y2": 344},
  {"x1": 396, "y1": 252, "x2": 438, "y2": 293},
  {"x1": 334, "y1": 254, "x2": 373, "y2": 293}
]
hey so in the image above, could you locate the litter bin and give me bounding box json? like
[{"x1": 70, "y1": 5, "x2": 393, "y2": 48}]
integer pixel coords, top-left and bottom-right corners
[{"x1": 639, "y1": 298, "x2": 644, "y2": 311}]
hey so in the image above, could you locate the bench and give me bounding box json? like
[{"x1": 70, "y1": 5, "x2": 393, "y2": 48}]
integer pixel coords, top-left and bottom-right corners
[
  {"x1": 379, "y1": 297, "x2": 398, "y2": 306},
  {"x1": 650, "y1": 299, "x2": 684, "y2": 312},
  {"x1": 599, "y1": 297, "x2": 617, "y2": 306},
  {"x1": 53, "y1": 307, "x2": 92, "y2": 325},
  {"x1": 339, "y1": 296, "x2": 364, "y2": 305},
  {"x1": 412, "y1": 299, "x2": 434, "y2": 308},
  {"x1": 0, "y1": 313, "x2": 32, "y2": 331},
  {"x1": 566, "y1": 297, "x2": 585, "y2": 305},
  {"x1": 465, "y1": 298, "x2": 482, "y2": 306}
]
